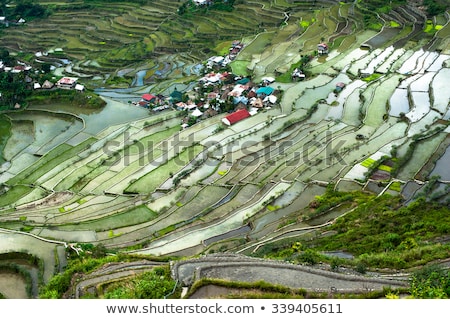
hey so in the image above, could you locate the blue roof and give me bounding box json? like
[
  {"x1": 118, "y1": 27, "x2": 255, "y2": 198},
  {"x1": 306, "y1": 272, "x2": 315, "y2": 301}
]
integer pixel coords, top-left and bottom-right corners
[
  {"x1": 236, "y1": 77, "x2": 250, "y2": 85},
  {"x1": 256, "y1": 86, "x2": 274, "y2": 95},
  {"x1": 233, "y1": 96, "x2": 248, "y2": 105}
]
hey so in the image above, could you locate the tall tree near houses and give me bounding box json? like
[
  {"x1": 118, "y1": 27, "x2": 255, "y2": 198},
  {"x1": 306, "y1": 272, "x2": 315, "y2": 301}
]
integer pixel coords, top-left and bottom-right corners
[{"x1": 0, "y1": 0, "x2": 11, "y2": 17}]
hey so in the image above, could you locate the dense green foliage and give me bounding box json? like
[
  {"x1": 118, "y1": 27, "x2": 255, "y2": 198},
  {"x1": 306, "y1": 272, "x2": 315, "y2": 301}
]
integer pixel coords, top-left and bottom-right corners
[
  {"x1": 423, "y1": 0, "x2": 449, "y2": 16},
  {"x1": 39, "y1": 248, "x2": 174, "y2": 298},
  {"x1": 314, "y1": 194, "x2": 450, "y2": 260},
  {"x1": 0, "y1": 71, "x2": 30, "y2": 108},
  {"x1": 26, "y1": 88, "x2": 106, "y2": 109},
  {"x1": 0, "y1": 114, "x2": 11, "y2": 163},
  {"x1": 1, "y1": 0, "x2": 50, "y2": 20},
  {"x1": 254, "y1": 185, "x2": 450, "y2": 270},
  {"x1": 410, "y1": 265, "x2": 450, "y2": 298},
  {"x1": 356, "y1": 0, "x2": 407, "y2": 29},
  {"x1": 102, "y1": 266, "x2": 179, "y2": 299},
  {"x1": 0, "y1": 48, "x2": 15, "y2": 65},
  {"x1": 39, "y1": 255, "x2": 113, "y2": 298}
]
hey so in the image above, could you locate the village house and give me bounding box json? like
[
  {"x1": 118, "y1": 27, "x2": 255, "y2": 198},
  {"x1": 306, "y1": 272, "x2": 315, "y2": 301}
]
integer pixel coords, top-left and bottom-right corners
[
  {"x1": 335, "y1": 82, "x2": 346, "y2": 93},
  {"x1": 199, "y1": 71, "x2": 225, "y2": 86},
  {"x1": 292, "y1": 68, "x2": 306, "y2": 81},
  {"x1": 206, "y1": 40, "x2": 244, "y2": 69},
  {"x1": 193, "y1": 0, "x2": 213, "y2": 5},
  {"x1": 75, "y1": 83, "x2": 85, "y2": 92},
  {"x1": 318, "y1": 43, "x2": 329, "y2": 55},
  {"x1": 56, "y1": 77, "x2": 78, "y2": 89},
  {"x1": 222, "y1": 108, "x2": 251, "y2": 126},
  {"x1": 42, "y1": 80, "x2": 54, "y2": 89}
]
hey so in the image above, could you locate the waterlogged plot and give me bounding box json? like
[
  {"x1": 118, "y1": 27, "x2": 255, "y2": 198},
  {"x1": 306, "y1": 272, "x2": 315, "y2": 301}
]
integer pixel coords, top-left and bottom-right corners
[
  {"x1": 430, "y1": 146, "x2": 450, "y2": 181},
  {"x1": 341, "y1": 88, "x2": 364, "y2": 126},
  {"x1": 333, "y1": 47, "x2": 369, "y2": 70},
  {"x1": 376, "y1": 48, "x2": 406, "y2": 73},
  {"x1": 407, "y1": 110, "x2": 443, "y2": 137},
  {"x1": 281, "y1": 74, "x2": 334, "y2": 113},
  {"x1": 133, "y1": 182, "x2": 291, "y2": 255},
  {"x1": 58, "y1": 205, "x2": 158, "y2": 232},
  {"x1": 150, "y1": 185, "x2": 230, "y2": 231},
  {"x1": 125, "y1": 145, "x2": 204, "y2": 194},
  {"x1": 0, "y1": 230, "x2": 63, "y2": 282},
  {"x1": 344, "y1": 151, "x2": 389, "y2": 180},
  {"x1": 407, "y1": 91, "x2": 431, "y2": 122},
  {"x1": 389, "y1": 88, "x2": 410, "y2": 117},
  {"x1": 364, "y1": 75, "x2": 403, "y2": 127},
  {"x1": 326, "y1": 80, "x2": 366, "y2": 121},
  {"x1": 2, "y1": 120, "x2": 34, "y2": 161},
  {"x1": 295, "y1": 73, "x2": 351, "y2": 110},
  {"x1": 398, "y1": 73, "x2": 422, "y2": 88},
  {"x1": 3, "y1": 153, "x2": 38, "y2": 176},
  {"x1": 398, "y1": 49, "x2": 426, "y2": 74},
  {"x1": 348, "y1": 49, "x2": 383, "y2": 76},
  {"x1": 412, "y1": 51, "x2": 439, "y2": 74},
  {"x1": 431, "y1": 68, "x2": 450, "y2": 113},
  {"x1": 360, "y1": 46, "x2": 395, "y2": 75},
  {"x1": 397, "y1": 133, "x2": 448, "y2": 181},
  {"x1": 6, "y1": 112, "x2": 83, "y2": 155},
  {"x1": 35, "y1": 229, "x2": 97, "y2": 243},
  {"x1": 426, "y1": 54, "x2": 450, "y2": 71},
  {"x1": 409, "y1": 72, "x2": 436, "y2": 91}
]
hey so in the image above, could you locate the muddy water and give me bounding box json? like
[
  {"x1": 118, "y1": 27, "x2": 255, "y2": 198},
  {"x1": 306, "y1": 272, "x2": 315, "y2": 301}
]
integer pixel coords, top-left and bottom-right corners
[
  {"x1": 429, "y1": 145, "x2": 450, "y2": 181},
  {"x1": 30, "y1": 98, "x2": 149, "y2": 135},
  {"x1": 0, "y1": 272, "x2": 28, "y2": 298},
  {"x1": 363, "y1": 27, "x2": 401, "y2": 49}
]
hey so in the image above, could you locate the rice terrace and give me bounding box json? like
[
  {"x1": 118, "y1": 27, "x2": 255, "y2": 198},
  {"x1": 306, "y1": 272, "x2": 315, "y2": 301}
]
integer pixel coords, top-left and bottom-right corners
[{"x1": 0, "y1": 0, "x2": 450, "y2": 299}]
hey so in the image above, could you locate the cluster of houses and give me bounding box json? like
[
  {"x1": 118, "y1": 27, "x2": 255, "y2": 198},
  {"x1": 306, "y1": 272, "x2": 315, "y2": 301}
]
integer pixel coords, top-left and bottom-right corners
[
  {"x1": 133, "y1": 68, "x2": 281, "y2": 128},
  {"x1": 1, "y1": 54, "x2": 84, "y2": 92},
  {"x1": 33, "y1": 76, "x2": 84, "y2": 91},
  {"x1": 131, "y1": 39, "x2": 342, "y2": 129},
  {"x1": 193, "y1": 0, "x2": 214, "y2": 5},
  {"x1": 206, "y1": 40, "x2": 244, "y2": 69},
  {"x1": 0, "y1": 16, "x2": 26, "y2": 27},
  {"x1": 0, "y1": 60, "x2": 32, "y2": 73}
]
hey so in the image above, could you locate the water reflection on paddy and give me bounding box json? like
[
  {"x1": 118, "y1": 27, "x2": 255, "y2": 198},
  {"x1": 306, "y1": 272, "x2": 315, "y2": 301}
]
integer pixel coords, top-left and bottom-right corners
[
  {"x1": 389, "y1": 88, "x2": 410, "y2": 116},
  {"x1": 429, "y1": 146, "x2": 450, "y2": 181}
]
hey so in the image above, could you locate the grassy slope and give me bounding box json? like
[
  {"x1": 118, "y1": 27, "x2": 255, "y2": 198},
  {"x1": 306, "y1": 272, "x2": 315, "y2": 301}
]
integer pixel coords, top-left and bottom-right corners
[
  {"x1": 252, "y1": 188, "x2": 450, "y2": 270},
  {"x1": 0, "y1": 115, "x2": 11, "y2": 164}
]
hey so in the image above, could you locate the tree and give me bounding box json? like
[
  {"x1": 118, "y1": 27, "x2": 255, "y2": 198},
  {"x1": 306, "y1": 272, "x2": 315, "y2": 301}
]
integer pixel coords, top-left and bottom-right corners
[
  {"x1": 0, "y1": 72, "x2": 30, "y2": 107},
  {"x1": 13, "y1": 0, "x2": 50, "y2": 19},
  {"x1": 0, "y1": 0, "x2": 11, "y2": 17},
  {"x1": 0, "y1": 47, "x2": 14, "y2": 65}
]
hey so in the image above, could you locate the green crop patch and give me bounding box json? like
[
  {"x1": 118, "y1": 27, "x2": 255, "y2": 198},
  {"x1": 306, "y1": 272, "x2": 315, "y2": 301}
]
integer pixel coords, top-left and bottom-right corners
[
  {"x1": 0, "y1": 185, "x2": 34, "y2": 208},
  {"x1": 6, "y1": 138, "x2": 97, "y2": 186},
  {"x1": 125, "y1": 145, "x2": 204, "y2": 194},
  {"x1": 0, "y1": 115, "x2": 11, "y2": 164},
  {"x1": 361, "y1": 158, "x2": 376, "y2": 168}
]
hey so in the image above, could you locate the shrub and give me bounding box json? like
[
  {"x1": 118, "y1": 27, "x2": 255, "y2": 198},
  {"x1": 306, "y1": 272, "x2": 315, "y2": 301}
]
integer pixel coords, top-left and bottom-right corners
[{"x1": 297, "y1": 249, "x2": 320, "y2": 265}]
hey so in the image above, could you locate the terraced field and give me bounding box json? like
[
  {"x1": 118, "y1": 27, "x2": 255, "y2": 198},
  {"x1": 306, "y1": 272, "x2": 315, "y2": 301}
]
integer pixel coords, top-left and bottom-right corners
[{"x1": 0, "y1": 0, "x2": 449, "y2": 298}]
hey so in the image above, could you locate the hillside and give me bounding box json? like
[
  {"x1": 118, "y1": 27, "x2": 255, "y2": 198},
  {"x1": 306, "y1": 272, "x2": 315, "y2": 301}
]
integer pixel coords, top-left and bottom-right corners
[{"x1": 0, "y1": 0, "x2": 449, "y2": 299}]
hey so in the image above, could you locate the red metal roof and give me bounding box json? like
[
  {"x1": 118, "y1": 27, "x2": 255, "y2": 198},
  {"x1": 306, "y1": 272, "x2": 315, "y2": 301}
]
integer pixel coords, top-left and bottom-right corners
[
  {"x1": 57, "y1": 77, "x2": 77, "y2": 85},
  {"x1": 223, "y1": 108, "x2": 251, "y2": 125},
  {"x1": 142, "y1": 93, "x2": 156, "y2": 101}
]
